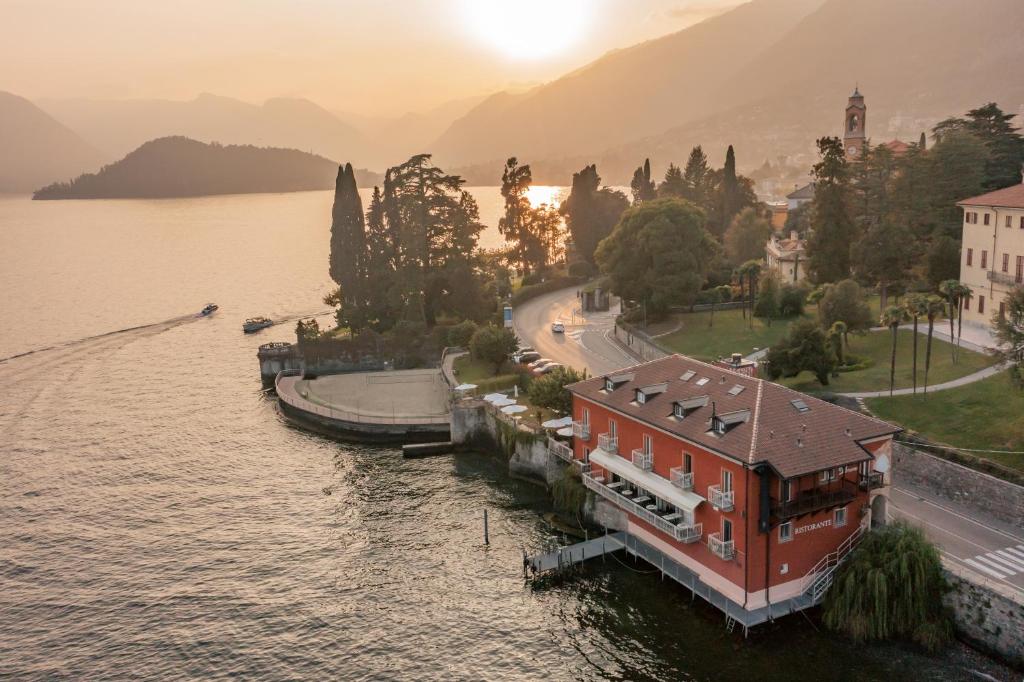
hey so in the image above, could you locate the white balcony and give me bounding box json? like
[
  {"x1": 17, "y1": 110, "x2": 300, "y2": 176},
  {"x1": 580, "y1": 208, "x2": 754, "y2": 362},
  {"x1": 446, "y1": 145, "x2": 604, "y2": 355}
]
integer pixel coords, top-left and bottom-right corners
[
  {"x1": 631, "y1": 448, "x2": 653, "y2": 471},
  {"x1": 669, "y1": 467, "x2": 693, "y2": 491},
  {"x1": 582, "y1": 471, "x2": 702, "y2": 544},
  {"x1": 572, "y1": 421, "x2": 590, "y2": 440},
  {"x1": 547, "y1": 437, "x2": 574, "y2": 465},
  {"x1": 708, "y1": 532, "x2": 735, "y2": 561},
  {"x1": 708, "y1": 485, "x2": 734, "y2": 512},
  {"x1": 597, "y1": 433, "x2": 618, "y2": 454},
  {"x1": 987, "y1": 270, "x2": 1020, "y2": 287}
]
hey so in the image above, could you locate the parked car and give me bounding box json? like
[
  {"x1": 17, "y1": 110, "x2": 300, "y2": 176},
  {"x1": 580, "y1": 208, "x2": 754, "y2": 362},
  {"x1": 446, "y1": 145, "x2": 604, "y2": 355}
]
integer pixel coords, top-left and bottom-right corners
[
  {"x1": 551, "y1": 321, "x2": 565, "y2": 333},
  {"x1": 533, "y1": 362, "x2": 563, "y2": 375},
  {"x1": 528, "y1": 357, "x2": 553, "y2": 370},
  {"x1": 515, "y1": 351, "x2": 541, "y2": 364}
]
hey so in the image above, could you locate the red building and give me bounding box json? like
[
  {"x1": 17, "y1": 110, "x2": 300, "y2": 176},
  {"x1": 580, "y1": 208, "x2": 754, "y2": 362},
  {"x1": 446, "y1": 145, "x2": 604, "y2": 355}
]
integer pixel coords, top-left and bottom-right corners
[{"x1": 567, "y1": 354, "x2": 898, "y2": 625}]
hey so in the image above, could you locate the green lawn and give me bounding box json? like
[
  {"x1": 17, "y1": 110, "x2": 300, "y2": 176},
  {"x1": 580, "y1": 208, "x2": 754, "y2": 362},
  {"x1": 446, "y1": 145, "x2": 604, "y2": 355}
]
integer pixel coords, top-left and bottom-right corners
[
  {"x1": 453, "y1": 355, "x2": 519, "y2": 391},
  {"x1": 657, "y1": 307, "x2": 801, "y2": 361},
  {"x1": 866, "y1": 373, "x2": 1024, "y2": 473},
  {"x1": 779, "y1": 329, "x2": 995, "y2": 394}
]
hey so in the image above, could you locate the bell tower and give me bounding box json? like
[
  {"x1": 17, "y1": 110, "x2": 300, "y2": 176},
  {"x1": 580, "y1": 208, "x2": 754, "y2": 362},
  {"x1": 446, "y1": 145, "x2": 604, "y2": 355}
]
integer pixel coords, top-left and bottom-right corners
[{"x1": 844, "y1": 86, "x2": 866, "y2": 159}]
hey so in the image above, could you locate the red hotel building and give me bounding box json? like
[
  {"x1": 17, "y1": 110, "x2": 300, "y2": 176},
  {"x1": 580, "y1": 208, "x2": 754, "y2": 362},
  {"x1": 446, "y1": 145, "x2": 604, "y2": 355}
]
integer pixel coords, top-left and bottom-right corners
[{"x1": 567, "y1": 355, "x2": 898, "y2": 626}]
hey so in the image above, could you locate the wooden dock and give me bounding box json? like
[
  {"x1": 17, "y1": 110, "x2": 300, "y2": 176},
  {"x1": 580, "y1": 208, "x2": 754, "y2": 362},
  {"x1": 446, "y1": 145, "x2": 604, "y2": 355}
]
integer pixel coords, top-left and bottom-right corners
[{"x1": 526, "y1": 532, "x2": 626, "y2": 575}]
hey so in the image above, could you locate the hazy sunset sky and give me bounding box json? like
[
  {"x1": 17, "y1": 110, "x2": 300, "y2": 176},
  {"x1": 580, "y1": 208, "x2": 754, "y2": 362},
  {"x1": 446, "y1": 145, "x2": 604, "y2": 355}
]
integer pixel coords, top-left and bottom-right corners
[{"x1": 1, "y1": 0, "x2": 741, "y2": 116}]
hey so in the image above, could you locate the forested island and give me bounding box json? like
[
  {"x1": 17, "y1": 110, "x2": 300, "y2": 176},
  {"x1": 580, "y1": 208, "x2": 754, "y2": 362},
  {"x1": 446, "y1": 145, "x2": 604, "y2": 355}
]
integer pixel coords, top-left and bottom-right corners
[{"x1": 33, "y1": 136, "x2": 380, "y2": 199}]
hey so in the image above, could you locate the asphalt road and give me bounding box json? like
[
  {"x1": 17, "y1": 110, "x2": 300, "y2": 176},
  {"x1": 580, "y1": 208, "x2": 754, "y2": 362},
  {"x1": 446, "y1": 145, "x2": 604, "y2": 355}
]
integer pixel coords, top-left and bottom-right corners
[{"x1": 513, "y1": 285, "x2": 1024, "y2": 599}]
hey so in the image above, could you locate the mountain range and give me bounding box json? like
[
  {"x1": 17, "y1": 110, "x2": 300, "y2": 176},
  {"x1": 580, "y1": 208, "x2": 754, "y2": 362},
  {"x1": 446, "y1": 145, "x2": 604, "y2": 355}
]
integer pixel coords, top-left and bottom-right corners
[{"x1": 6, "y1": 0, "x2": 1024, "y2": 193}]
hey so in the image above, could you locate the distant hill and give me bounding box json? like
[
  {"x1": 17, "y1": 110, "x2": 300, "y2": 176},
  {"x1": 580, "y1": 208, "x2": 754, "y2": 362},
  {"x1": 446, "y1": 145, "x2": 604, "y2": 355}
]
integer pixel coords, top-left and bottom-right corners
[
  {"x1": 33, "y1": 136, "x2": 380, "y2": 200},
  {"x1": 432, "y1": 0, "x2": 1024, "y2": 183},
  {"x1": 36, "y1": 94, "x2": 374, "y2": 169},
  {"x1": 0, "y1": 91, "x2": 105, "y2": 193}
]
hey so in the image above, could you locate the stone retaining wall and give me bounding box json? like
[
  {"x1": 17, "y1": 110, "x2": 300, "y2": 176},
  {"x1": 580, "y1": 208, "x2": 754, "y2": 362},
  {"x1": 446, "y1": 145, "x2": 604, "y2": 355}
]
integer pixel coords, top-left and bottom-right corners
[
  {"x1": 893, "y1": 443, "x2": 1024, "y2": 529},
  {"x1": 944, "y1": 561, "x2": 1024, "y2": 668}
]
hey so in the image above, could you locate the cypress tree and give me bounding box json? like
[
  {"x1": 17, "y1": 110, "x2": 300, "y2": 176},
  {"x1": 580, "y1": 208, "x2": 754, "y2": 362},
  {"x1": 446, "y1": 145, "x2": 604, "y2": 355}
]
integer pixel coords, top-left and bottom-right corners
[
  {"x1": 328, "y1": 163, "x2": 367, "y2": 330},
  {"x1": 721, "y1": 145, "x2": 740, "y2": 230}
]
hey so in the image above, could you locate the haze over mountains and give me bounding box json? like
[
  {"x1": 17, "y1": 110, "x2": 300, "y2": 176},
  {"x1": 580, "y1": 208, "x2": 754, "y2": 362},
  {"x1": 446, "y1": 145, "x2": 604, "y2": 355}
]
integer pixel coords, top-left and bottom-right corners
[{"x1": 5, "y1": 0, "x2": 1024, "y2": 194}]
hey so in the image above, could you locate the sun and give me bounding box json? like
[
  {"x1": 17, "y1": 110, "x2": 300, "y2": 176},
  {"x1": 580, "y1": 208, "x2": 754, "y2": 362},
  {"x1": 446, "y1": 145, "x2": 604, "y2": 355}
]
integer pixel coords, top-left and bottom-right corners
[{"x1": 459, "y1": 0, "x2": 592, "y2": 61}]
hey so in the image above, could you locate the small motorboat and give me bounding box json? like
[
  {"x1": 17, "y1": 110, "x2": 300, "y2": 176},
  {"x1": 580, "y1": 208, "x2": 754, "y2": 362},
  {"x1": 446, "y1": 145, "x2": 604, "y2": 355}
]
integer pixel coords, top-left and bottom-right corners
[
  {"x1": 199, "y1": 303, "x2": 219, "y2": 316},
  {"x1": 243, "y1": 316, "x2": 274, "y2": 333}
]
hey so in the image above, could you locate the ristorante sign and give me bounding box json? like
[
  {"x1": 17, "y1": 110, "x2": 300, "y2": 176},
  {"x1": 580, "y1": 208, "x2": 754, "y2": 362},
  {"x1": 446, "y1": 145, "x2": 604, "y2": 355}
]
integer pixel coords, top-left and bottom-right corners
[{"x1": 794, "y1": 519, "x2": 833, "y2": 535}]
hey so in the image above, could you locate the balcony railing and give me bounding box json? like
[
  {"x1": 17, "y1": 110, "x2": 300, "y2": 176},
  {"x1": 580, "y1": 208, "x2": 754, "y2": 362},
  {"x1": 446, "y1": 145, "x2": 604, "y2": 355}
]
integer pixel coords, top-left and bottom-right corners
[
  {"x1": 547, "y1": 437, "x2": 575, "y2": 465},
  {"x1": 772, "y1": 481, "x2": 857, "y2": 520},
  {"x1": 987, "y1": 270, "x2": 1020, "y2": 286},
  {"x1": 708, "y1": 533, "x2": 735, "y2": 561},
  {"x1": 631, "y1": 448, "x2": 653, "y2": 471},
  {"x1": 597, "y1": 433, "x2": 618, "y2": 454},
  {"x1": 859, "y1": 472, "x2": 885, "y2": 491},
  {"x1": 669, "y1": 467, "x2": 694, "y2": 491},
  {"x1": 572, "y1": 421, "x2": 590, "y2": 440},
  {"x1": 582, "y1": 470, "x2": 702, "y2": 544},
  {"x1": 708, "y1": 485, "x2": 734, "y2": 512}
]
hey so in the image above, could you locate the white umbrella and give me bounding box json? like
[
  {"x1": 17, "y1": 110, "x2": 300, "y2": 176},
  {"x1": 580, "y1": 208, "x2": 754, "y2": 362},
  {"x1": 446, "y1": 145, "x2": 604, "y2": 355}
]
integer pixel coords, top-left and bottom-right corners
[
  {"x1": 483, "y1": 393, "x2": 506, "y2": 403},
  {"x1": 502, "y1": 404, "x2": 528, "y2": 414},
  {"x1": 556, "y1": 426, "x2": 574, "y2": 437},
  {"x1": 541, "y1": 416, "x2": 573, "y2": 429},
  {"x1": 492, "y1": 397, "x2": 516, "y2": 407},
  {"x1": 454, "y1": 383, "x2": 477, "y2": 391}
]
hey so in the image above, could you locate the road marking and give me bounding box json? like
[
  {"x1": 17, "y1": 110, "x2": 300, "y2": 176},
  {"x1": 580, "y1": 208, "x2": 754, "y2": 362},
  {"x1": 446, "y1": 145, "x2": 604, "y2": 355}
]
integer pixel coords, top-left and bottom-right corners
[
  {"x1": 891, "y1": 487, "x2": 1024, "y2": 545},
  {"x1": 1006, "y1": 545, "x2": 1024, "y2": 559},
  {"x1": 890, "y1": 505, "x2": 1000, "y2": 553},
  {"x1": 980, "y1": 553, "x2": 1020, "y2": 573},
  {"x1": 994, "y1": 550, "x2": 1024, "y2": 570},
  {"x1": 964, "y1": 558, "x2": 1008, "y2": 580}
]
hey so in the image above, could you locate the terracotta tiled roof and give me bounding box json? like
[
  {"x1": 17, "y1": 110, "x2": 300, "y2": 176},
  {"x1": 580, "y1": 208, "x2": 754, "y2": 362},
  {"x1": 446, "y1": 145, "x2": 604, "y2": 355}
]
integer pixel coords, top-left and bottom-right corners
[
  {"x1": 568, "y1": 355, "x2": 899, "y2": 479},
  {"x1": 958, "y1": 183, "x2": 1024, "y2": 210},
  {"x1": 882, "y1": 139, "x2": 911, "y2": 156},
  {"x1": 786, "y1": 182, "x2": 816, "y2": 200}
]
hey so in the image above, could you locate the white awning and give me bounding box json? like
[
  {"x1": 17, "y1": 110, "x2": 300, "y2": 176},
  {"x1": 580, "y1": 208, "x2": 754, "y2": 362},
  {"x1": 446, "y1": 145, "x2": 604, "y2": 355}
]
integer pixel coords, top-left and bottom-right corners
[{"x1": 589, "y1": 449, "x2": 706, "y2": 513}]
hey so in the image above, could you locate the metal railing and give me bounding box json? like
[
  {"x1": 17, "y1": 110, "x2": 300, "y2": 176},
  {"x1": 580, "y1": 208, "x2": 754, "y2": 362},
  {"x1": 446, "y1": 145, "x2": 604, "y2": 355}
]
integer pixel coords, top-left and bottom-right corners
[
  {"x1": 582, "y1": 470, "x2": 702, "y2": 544},
  {"x1": 708, "y1": 485, "x2": 735, "y2": 511},
  {"x1": 669, "y1": 467, "x2": 694, "y2": 491},
  {"x1": 597, "y1": 433, "x2": 618, "y2": 454},
  {"x1": 572, "y1": 421, "x2": 591, "y2": 440},
  {"x1": 708, "y1": 533, "x2": 735, "y2": 561},
  {"x1": 800, "y1": 523, "x2": 865, "y2": 603},
  {"x1": 859, "y1": 472, "x2": 885, "y2": 490},
  {"x1": 275, "y1": 371, "x2": 450, "y2": 425},
  {"x1": 987, "y1": 270, "x2": 1021, "y2": 286},
  {"x1": 772, "y1": 480, "x2": 856, "y2": 520},
  {"x1": 631, "y1": 448, "x2": 653, "y2": 471},
  {"x1": 547, "y1": 437, "x2": 575, "y2": 465}
]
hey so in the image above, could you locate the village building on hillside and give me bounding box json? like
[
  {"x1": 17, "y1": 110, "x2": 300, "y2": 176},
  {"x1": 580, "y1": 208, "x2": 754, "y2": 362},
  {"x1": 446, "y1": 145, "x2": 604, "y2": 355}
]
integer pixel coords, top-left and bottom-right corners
[
  {"x1": 957, "y1": 183, "x2": 1024, "y2": 326},
  {"x1": 766, "y1": 231, "x2": 808, "y2": 284},
  {"x1": 567, "y1": 354, "x2": 898, "y2": 629}
]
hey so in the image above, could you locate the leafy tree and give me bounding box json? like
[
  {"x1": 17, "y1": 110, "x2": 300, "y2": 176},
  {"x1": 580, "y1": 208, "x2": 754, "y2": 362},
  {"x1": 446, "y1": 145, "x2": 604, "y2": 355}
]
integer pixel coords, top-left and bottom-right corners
[
  {"x1": 498, "y1": 157, "x2": 539, "y2": 274},
  {"x1": 328, "y1": 163, "x2": 367, "y2": 331},
  {"x1": 705, "y1": 284, "x2": 732, "y2": 328},
  {"x1": 630, "y1": 158, "x2": 657, "y2": 204},
  {"x1": 560, "y1": 164, "x2": 629, "y2": 264},
  {"x1": 783, "y1": 201, "x2": 811, "y2": 237},
  {"x1": 881, "y1": 305, "x2": 908, "y2": 397},
  {"x1": 925, "y1": 235, "x2": 961, "y2": 291},
  {"x1": 737, "y1": 260, "x2": 762, "y2": 328},
  {"x1": 922, "y1": 295, "x2": 946, "y2": 394},
  {"x1": 818, "y1": 279, "x2": 872, "y2": 344},
  {"x1": 446, "y1": 319, "x2": 478, "y2": 348},
  {"x1": 754, "y1": 272, "x2": 780, "y2": 324},
  {"x1": 658, "y1": 163, "x2": 686, "y2": 198},
  {"x1": 823, "y1": 523, "x2": 951, "y2": 652},
  {"x1": 724, "y1": 207, "x2": 772, "y2": 266},
  {"x1": 595, "y1": 198, "x2": 719, "y2": 317},
  {"x1": 939, "y1": 279, "x2": 971, "y2": 364},
  {"x1": 934, "y1": 103, "x2": 1024, "y2": 191},
  {"x1": 364, "y1": 185, "x2": 400, "y2": 330},
  {"x1": 469, "y1": 325, "x2": 518, "y2": 373},
  {"x1": 778, "y1": 282, "x2": 807, "y2": 318},
  {"x1": 851, "y1": 143, "x2": 898, "y2": 232},
  {"x1": 828, "y1": 321, "x2": 847, "y2": 367},
  {"x1": 993, "y1": 286, "x2": 1024, "y2": 388},
  {"x1": 528, "y1": 366, "x2": 586, "y2": 413},
  {"x1": 295, "y1": 318, "x2": 322, "y2": 343},
  {"x1": 851, "y1": 219, "x2": 914, "y2": 310},
  {"x1": 903, "y1": 294, "x2": 930, "y2": 394},
  {"x1": 764, "y1": 318, "x2": 837, "y2": 386},
  {"x1": 806, "y1": 137, "x2": 857, "y2": 283}
]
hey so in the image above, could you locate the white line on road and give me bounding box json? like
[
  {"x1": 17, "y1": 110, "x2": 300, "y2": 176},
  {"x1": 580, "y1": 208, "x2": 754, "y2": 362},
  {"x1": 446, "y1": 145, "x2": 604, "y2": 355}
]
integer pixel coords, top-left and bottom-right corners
[
  {"x1": 978, "y1": 553, "x2": 1019, "y2": 574},
  {"x1": 964, "y1": 558, "x2": 1008, "y2": 580},
  {"x1": 891, "y1": 487, "x2": 1024, "y2": 544}
]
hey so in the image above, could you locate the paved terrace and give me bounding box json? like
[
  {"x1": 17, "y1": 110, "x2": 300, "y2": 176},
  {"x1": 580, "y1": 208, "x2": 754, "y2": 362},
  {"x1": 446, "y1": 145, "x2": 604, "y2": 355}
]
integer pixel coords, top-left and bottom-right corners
[{"x1": 277, "y1": 370, "x2": 450, "y2": 425}]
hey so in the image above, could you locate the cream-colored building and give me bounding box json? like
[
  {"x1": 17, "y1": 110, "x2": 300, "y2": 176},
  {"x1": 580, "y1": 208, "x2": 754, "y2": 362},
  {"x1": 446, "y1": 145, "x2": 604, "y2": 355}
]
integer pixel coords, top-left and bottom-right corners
[
  {"x1": 765, "y1": 231, "x2": 808, "y2": 284},
  {"x1": 957, "y1": 183, "x2": 1024, "y2": 326}
]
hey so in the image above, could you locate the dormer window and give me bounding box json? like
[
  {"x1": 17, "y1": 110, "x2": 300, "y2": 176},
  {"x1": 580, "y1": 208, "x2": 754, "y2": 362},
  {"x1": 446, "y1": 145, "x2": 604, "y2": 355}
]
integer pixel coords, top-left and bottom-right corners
[
  {"x1": 603, "y1": 372, "x2": 634, "y2": 392},
  {"x1": 605, "y1": 378, "x2": 615, "y2": 392},
  {"x1": 634, "y1": 382, "x2": 667, "y2": 404},
  {"x1": 636, "y1": 389, "x2": 646, "y2": 404},
  {"x1": 673, "y1": 395, "x2": 709, "y2": 419},
  {"x1": 710, "y1": 409, "x2": 751, "y2": 435}
]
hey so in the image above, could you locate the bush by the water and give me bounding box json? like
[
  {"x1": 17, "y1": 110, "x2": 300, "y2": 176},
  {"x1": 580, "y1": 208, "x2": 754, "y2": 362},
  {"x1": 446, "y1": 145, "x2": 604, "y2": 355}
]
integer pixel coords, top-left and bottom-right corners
[
  {"x1": 528, "y1": 366, "x2": 586, "y2": 413},
  {"x1": 551, "y1": 465, "x2": 587, "y2": 515},
  {"x1": 823, "y1": 523, "x2": 952, "y2": 652},
  {"x1": 469, "y1": 325, "x2": 518, "y2": 372}
]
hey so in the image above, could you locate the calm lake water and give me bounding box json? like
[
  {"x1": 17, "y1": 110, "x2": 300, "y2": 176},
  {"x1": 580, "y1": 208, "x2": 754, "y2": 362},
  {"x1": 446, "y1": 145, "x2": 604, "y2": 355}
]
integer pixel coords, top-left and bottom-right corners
[{"x1": 0, "y1": 191, "x2": 1006, "y2": 680}]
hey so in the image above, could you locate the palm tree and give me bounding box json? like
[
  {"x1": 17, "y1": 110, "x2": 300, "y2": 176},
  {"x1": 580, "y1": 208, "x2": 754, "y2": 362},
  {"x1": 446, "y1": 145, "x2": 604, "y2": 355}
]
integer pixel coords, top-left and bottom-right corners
[
  {"x1": 881, "y1": 305, "x2": 908, "y2": 397},
  {"x1": 938, "y1": 280, "x2": 971, "y2": 364},
  {"x1": 904, "y1": 295, "x2": 929, "y2": 394},
  {"x1": 922, "y1": 295, "x2": 945, "y2": 394},
  {"x1": 707, "y1": 285, "x2": 731, "y2": 328}
]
